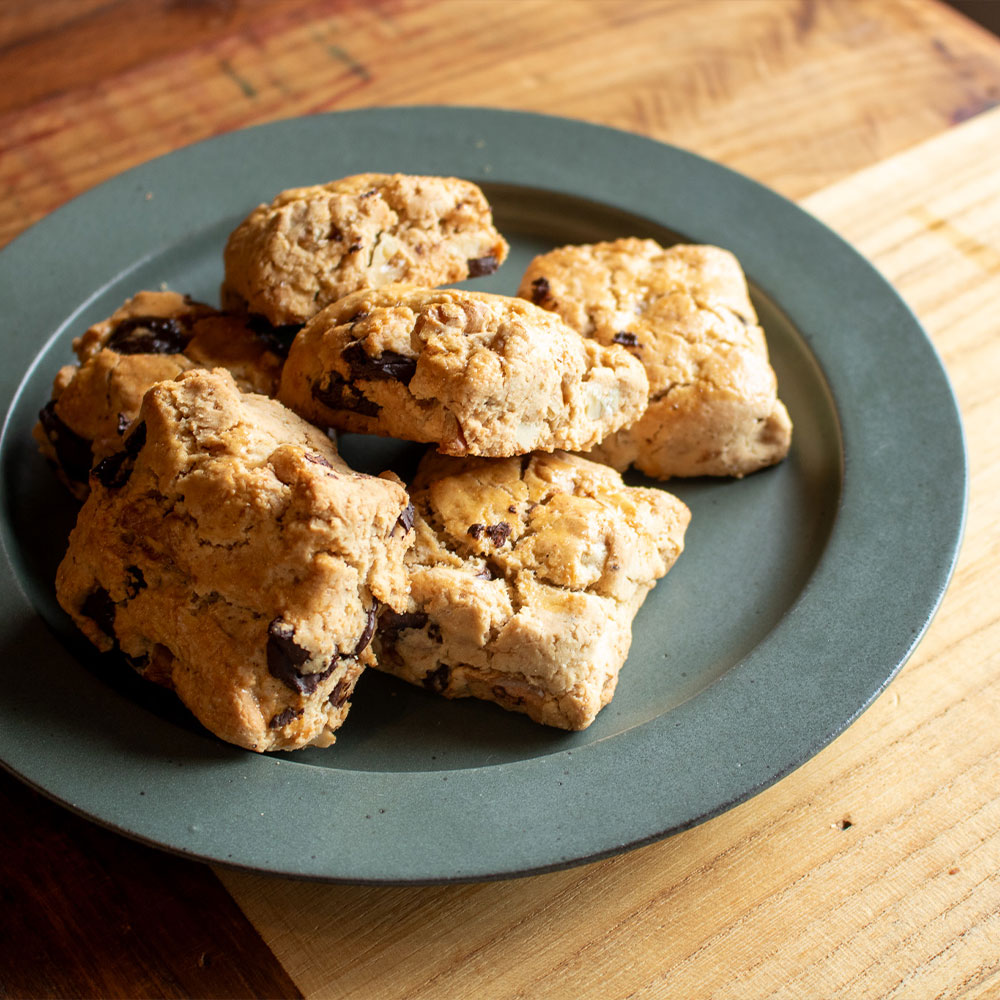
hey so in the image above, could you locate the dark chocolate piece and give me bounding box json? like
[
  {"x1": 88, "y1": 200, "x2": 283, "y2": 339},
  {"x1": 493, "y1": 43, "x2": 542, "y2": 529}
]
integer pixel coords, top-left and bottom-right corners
[
  {"x1": 37, "y1": 401, "x2": 93, "y2": 484},
  {"x1": 124, "y1": 421, "x2": 146, "y2": 457},
  {"x1": 245, "y1": 314, "x2": 301, "y2": 358},
  {"x1": 311, "y1": 373, "x2": 381, "y2": 417},
  {"x1": 529, "y1": 277, "x2": 551, "y2": 304},
  {"x1": 91, "y1": 450, "x2": 131, "y2": 490},
  {"x1": 81, "y1": 587, "x2": 116, "y2": 639},
  {"x1": 378, "y1": 608, "x2": 430, "y2": 642},
  {"x1": 329, "y1": 677, "x2": 354, "y2": 707},
  {"x1": 467, "y1": 254, "x2": 499, "y2": 277},
  {"x1": 612, "y1": 331, "x2": 640, "y2": 348},
  {"x1": 468, "y1": 522, "x2": 511, "y2": 546},
  {"x1": 423, "y1": 663, "x2": 451, "y2": 694},
  {"x1": 341, "y1": 341, "x2": 417, "y2": 385},
  {"x1": 268, "y1": 707, "x2": 304, "y2": 729},
  {"x1": 353, "y1": 598, "x2": 380, "y2": 656},
  {"x1": 266, "y1": 619, "x2": 334, "y2": 694},
  {"x1": 396, "y1": 503, "x2": 415, "y2": 534},
  {"x1": 106, "y1": 316, "x2": 191, "y2": 355}
]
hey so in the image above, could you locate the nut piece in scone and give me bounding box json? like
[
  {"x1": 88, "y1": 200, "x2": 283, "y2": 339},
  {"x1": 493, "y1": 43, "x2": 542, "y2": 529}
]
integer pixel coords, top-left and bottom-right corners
[
  {"x1": 374, "y1": 449, "x2": 690, "y2": 730},
  {"x1": 519, "y1": 239, "x2": 792, "y2": 479},
  {"x1": 222, "y1": 173, "x2": 510, "y2": 326},
  {"x1": 34, "y1": 291, "x2": 287, "y2": 499},
  {"x1": 277, "y1": 284, "x2": 649, "y2": 458},
  {"x1": 55, "y1": 369, "x2": 413, "y2": 752}
]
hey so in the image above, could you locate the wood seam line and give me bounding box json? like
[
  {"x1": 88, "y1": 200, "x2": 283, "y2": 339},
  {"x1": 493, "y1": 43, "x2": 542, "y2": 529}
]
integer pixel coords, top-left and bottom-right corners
[{"x1": 802, "y1": 103, "x2": 1000, "y2": 219}]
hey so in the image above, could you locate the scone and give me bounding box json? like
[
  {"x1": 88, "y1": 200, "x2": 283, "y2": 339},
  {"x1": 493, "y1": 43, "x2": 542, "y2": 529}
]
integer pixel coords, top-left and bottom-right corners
[
  {"x1": 55, "y1": 369, "x2": 413, "y2": 752},
  {"x1": 34, "y1": 291, "x2": 285, "y2": 498},
  {"x1": 374, "y1": 449, "x2": 690, "y2": 730},
  {"x1": 518, "y1": 239, "x2": 792, "y2": 479},
  {"x1": 222, "y1": 173, "x2": 510, "y2": 326},
  {"x1": 277, "y1": 284, "x2": 649, "y2": 457}
]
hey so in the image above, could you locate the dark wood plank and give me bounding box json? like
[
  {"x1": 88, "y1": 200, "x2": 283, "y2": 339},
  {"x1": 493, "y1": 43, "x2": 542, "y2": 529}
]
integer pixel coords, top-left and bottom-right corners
[
  {"x1": 0, "y1": 769, "x2": 302, "y2": 1000},
  {"x1": 0, "y1": 0, "x2": 335, "y2": 115}
]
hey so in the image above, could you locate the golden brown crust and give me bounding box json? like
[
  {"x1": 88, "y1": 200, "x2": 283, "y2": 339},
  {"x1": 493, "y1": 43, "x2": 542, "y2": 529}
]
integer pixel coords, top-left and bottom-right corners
[
  {"x1": 222, "y1": 173, "x2": 510, "y2": 325},
  {"x1": 374, "y1": 449, "x2": 690, "y2": 730},
  {"x1": 34, "y1": 291, "x2": 285, "y2": 498},
  {"x1": 277, "y1": 284, "x2": 649, "y2": 457},
  {"x1": 55, "y1": 369, "x2": 412, "y2": 752},
  {"x1": 519, "y1": 239, "x2": 792, "y2": 479}
]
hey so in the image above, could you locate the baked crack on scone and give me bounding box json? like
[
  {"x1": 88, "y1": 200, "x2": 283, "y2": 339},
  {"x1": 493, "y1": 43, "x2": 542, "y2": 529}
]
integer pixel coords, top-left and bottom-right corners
[
  {"x1": 222, "y1": 173, "x2": 510, "y2": 326},
  {"x1": 277, "y1": 284, "x2": 650, "y2": 457},
  {"x1": 55, "y1": 369, "x2": 413, "y2": 752},
  {"x1": 34, "y1": 291, "x2": 287, "y2": 499},
  {"x1": 518, "y1": 239, "x2": 792, "y2": 479},
  {"x1": 374, "y1": 449, "x2": 690, "y2": 730}
]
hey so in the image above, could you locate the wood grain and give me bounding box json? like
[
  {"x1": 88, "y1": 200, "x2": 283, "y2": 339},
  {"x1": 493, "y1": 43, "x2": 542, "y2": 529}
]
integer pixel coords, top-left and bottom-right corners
[
  {"x1": 3, "y1": 0, "x2": 1000, "y2": 249},
  {"x1": 0, "y1": 769, "x2": 302, "y2": 1000},
  {"x1": 2, "y1": 2, "x2": 1000, "y2": 997},
  {"x1": 215, "y1": 103, "x2": 1000, "y2": 1000}
]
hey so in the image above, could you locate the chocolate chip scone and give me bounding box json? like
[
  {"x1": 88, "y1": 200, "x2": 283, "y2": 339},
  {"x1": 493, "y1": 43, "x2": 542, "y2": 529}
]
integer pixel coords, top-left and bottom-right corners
[
  {"x1": 222, "y1": 173, "x2": 510, "y2": 326},
  {"x1": 34, "y1": 291, "x2": 286, "y2": 498},
  {"x1": 55, "y1": 368, "x2": 413, "y2": 752},
  {"x1": 277, "y1": 284, "x2": 649, "y2": 457},
  {"x1": 374, "y1": 449, "x2": 690, "y2": 730},
  {"x1": 518, "y1": 239, "x2": 792, "y2": 479}
]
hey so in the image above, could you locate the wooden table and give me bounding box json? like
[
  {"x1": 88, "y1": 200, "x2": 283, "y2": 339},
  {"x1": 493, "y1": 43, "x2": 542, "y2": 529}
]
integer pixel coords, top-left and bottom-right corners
[{"x1": 2, "y1": 2, "x2": 999, "y2": 996}]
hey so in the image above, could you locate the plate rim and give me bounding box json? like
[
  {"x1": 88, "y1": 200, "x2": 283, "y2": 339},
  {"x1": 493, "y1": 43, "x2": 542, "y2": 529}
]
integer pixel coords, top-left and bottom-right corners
[{"x1": 0, "y1": 106, "x2": 968, "y2": 883}]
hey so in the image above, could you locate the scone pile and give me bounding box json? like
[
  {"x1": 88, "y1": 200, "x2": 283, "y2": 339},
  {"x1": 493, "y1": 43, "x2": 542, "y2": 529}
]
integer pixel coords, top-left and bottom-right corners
[{"x1": 37, "y1": 172, "x2": 791, "y2": 752}]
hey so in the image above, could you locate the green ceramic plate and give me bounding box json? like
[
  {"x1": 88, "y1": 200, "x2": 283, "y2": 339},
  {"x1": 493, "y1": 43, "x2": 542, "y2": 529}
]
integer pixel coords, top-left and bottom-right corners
[{"x1": 0, "y1": 108, "x2": 966, "y2": 883}]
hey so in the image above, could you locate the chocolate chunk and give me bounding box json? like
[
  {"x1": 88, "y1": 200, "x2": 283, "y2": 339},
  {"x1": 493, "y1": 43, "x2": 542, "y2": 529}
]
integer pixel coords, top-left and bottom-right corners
[
  {"x1": 124, "y1": 421, "x2": 146, "y2": 457},
  {"x1": 106, "y1": 316, "x2": 192, "y2": 355},
  {"x1": 468, "y1": 522, "x2": 511, "y2": 546},
  {"x1": 329, "y1": 677, "x2": 354, "y2": 708},
  {"x1": 124, "y1": 565, "x2": 146, "y2": 599},
  {"x1": 341, "y1": 341, "x2": 417, "y2": 385},
  {"x1": 530, "y1": 277, "x2": 551, "y2": 304},
  {"x1": 612, "y1": 331, "x2": 640, "y2": 348},
  {"x1": 378, "y1": 609, "x2": 429, "y2": 642},
  {"x1": 245, "y1": 314, "x2": 301, "y2": 358},
  {"x1": 354, "y1": 598, "x2": 380, "y2": 655},
  {"x1": 91, "y1": 450, "x2": 131, "y2": 489},
  {"x1": 269, "y1": 707, "x2": 303, "y2": 729},
  {"x1": 423, "y1": 663, "x2": 451, "y2": 694},
  {"x1": 328, "y1": 225, "x2": 344, "y2": 242},
  {"x1": 492, "y1": 684, "x2": 525, "y2": 707},
  {"x1": 38, "y1": 401, "x2": 93, "y2": 483},
  {"x1": 312, "y1": 373, "x2": 381, "y2": 417},
  {"x1": 81, "y1": 587, "x2": 116, "y2": 638},
  {"x1": 467, "y1": 254, "x2": 499, "y2": 277},
  {"x1": 484, "y1": 522, "x2": 512, "y2": 546},
  {"x1": 396, "y1": 503, "x2": 415, "y2": 534},
  {"x1": 267, "y1": 619, "x2": 333, "y2": 694},
  {"x1": 304, "y1": 452, "x2": 333, "y2": 469}
]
